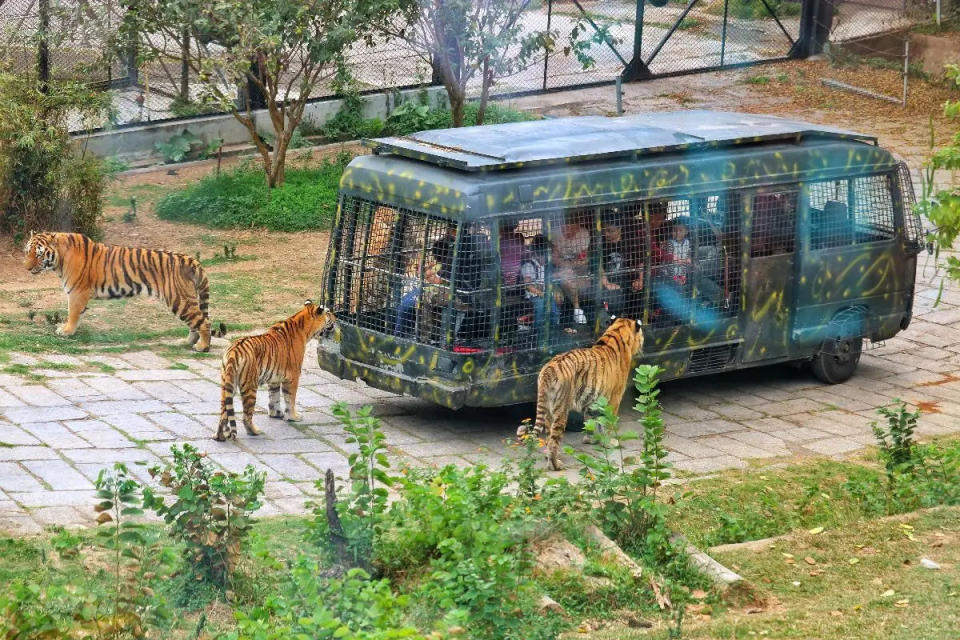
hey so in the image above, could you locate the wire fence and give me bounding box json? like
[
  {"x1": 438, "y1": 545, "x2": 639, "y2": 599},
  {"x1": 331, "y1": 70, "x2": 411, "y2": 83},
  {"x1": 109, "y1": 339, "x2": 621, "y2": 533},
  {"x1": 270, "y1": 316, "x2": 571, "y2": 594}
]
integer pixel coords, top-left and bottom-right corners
[{"x1": 0, "y1": 0, "x2": 948, "y2": 132}]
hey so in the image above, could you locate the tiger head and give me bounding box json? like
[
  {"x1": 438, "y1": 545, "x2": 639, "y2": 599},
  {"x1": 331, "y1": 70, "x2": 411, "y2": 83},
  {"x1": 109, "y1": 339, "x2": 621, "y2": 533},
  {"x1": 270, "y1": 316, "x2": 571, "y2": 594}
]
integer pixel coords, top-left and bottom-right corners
[
  {"x1": 23, "y1": 232, "x2": 59, "y2": 275},
  {"x1": 605, "y1": 315, "x2": 644, "y2": 356},
  {"x1": 300, "y1": 300, "x2": 337, "y2": 340}
]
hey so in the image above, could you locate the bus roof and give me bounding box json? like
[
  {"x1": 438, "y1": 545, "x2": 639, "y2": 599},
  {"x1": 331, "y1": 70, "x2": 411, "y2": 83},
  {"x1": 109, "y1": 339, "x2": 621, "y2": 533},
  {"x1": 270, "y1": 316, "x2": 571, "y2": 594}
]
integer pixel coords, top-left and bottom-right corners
[{"x1": 364, "y1": 110, "x2": 878, "y2": 172}]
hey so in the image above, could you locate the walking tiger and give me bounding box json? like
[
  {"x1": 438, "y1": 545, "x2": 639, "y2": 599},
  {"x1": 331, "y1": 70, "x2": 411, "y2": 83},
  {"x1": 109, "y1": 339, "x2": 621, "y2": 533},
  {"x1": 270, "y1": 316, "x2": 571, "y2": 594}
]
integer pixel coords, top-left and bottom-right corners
[
  {"x1": 518, "y1": 316, "x2": 644, "y2": 470},
  {"x1": 216, "y1": 301, "x2": 337, "y2": 441},
  {"x1": 23, "y1": 232, "x2": 218, "y2": 351}
]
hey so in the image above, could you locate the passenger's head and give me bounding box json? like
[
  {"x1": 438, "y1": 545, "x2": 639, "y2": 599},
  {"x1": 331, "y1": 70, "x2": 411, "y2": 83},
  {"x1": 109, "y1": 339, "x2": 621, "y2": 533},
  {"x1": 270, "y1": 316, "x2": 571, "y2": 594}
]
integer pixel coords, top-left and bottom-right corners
[
  {"x1": 529, "y1": 234, "x2": 549, "y2": 258},
  {"x1": 672, "y1": 220, "x2": 688, "y2": 242},
  {"x1": 563, "y1": 210, "x2": 587, "y2": 233},
  {"x1": 601, "y1": 213, "x2": 624, "y2": 242},
  {"x1": 648, "y1": 201, "x2": 668, "y2": 229}
]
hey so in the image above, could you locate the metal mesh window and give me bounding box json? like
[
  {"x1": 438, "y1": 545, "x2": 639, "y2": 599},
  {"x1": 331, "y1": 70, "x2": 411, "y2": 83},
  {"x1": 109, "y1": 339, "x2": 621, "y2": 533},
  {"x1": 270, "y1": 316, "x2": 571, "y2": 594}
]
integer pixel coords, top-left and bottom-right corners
[
  {"x1": 648, "y1": 195, "x2": 740, "y2": 328},
  {"x1": 809, "y1": 175, "x2": 898, "y2": 250},
  {"x1": 852, "y1": 175, "x2": 897, "y2": 243},
  {"x1": 897, "y1": 162, "x2": 923, "y2": 246},
  {"x1": 498, "y1": 216, "x2": 546, "y2": 352},
  {"x1": 546, "y1": 208, "x2": 598, "y2": 350},
  {"x1": 751, "y1": 191, "x2": 798, "y2": 257},
  {"x1": 809, "y1": 179, "x2": 853, "y2": 250}
]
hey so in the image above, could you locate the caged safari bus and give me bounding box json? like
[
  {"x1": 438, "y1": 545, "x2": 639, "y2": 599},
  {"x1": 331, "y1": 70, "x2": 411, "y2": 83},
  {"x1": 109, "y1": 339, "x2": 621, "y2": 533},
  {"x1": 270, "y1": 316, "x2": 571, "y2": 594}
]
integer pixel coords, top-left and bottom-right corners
[{"x1": 317, "y1": 110, "x2": 924, "y2": 409}]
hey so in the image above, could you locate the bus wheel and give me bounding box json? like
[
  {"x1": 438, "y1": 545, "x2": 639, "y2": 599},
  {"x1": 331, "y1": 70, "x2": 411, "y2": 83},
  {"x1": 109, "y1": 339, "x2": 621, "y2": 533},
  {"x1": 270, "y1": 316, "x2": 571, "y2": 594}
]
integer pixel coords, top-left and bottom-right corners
[{"x1": 811, "y1": 337, "x2": 862, "y2": 384}]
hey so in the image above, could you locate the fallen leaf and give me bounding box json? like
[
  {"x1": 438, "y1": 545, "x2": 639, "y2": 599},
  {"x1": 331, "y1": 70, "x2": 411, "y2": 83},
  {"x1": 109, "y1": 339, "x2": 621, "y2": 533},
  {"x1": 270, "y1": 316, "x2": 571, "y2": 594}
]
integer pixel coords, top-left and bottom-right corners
[
  {"x1": 829, "y1": 610, "x2": 843, "y2": 617},
  {"x1": 804, "y1": 556, "x2": 817, "y2": 565},
  {"x1": 881, "y1": 589, "x2": 896, "y2": 598},
  {"x1": 809, "y1": 569, "x2": 823, "y2": 576},
  {"x1": 809, "y1": 526, "x2": 825, "y2": 535},
  {"x1": 782, "y1": 552, "x2": 795, "y2": 559},
  {"x1": 785, "y1": 558, "x2": 795, "y2": 565},
  {"x1": 848, "y1": 558, "x2": 860, "y2": 565},
  {"x1": 895, "y1": 598, "x2": 910, "y2": 607},
  {"x1": 792, "y1": 581, "x2": 801, "y2": 587},
  {"x1": 691, "y1": 589, "x2": 708, "y2": 600}
]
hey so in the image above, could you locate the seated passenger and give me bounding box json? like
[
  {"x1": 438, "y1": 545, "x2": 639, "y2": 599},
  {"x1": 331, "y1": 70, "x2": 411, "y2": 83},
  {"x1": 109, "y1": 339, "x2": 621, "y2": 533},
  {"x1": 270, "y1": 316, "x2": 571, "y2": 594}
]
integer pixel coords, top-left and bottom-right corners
[
  {"x1": 600, "y1": 211, "x2": 643, "y2": 318},
  {"x1": 520, "y1": 234, "x2": 560, "y2": 332},
  {"x1": 553, "y1": 212, "x2": 592, "y2": 325},
  {"x1": 499, "y1": 221, "x2": 525, "y2": 289},
  {"x1": 666, "y1": 218, "x2": 692, "y2": 284}
]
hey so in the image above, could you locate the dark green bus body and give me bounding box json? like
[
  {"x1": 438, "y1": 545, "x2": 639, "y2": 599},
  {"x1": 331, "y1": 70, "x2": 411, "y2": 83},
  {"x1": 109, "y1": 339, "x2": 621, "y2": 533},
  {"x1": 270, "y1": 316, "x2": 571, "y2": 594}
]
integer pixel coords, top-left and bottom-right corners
[{"x1": 317, "y1": 111, "x2": 923, "y2": 408}]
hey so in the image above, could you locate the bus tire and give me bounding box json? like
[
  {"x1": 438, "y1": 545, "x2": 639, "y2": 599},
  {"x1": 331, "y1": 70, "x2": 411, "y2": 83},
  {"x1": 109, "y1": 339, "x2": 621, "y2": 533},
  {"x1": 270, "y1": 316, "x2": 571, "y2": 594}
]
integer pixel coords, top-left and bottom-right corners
[{"x1": 810, "y1": 337, "x2": 862, "y2": 384}]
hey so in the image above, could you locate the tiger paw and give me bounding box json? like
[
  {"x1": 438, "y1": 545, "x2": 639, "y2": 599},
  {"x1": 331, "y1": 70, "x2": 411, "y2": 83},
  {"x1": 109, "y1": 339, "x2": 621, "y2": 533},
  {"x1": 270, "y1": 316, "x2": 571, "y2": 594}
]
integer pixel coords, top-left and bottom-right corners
[
  {"x1": 55, "y1": 324, "x2": 76, "y2": 337},
  {"x1": 244, "y1": 423, "x2": 262, "y2": 436},
  {"x1": 269, "y1": 411, "x2": 284, "y2": 419},
  {"x1": 187, "y1": 330, "x2": 200, "y2": 346},
  {"x1": 285, "y1": 410, "x2": 302, "y2": 422},
  {"x1": 193, "y1": 340, "x2": 210, "y2": 353}
]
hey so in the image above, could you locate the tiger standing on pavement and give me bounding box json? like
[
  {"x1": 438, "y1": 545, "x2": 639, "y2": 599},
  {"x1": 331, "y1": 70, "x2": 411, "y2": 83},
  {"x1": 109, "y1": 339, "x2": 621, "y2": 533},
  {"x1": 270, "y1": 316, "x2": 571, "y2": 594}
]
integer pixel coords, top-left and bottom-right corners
[
  {"x1": 518, "y1": 316, "x2": 645, "y2": 470},
  {"x1": 23, "y1": 231, "x2": 215, "y2": 351},
  {"x1": 216, "y1": 301, "x2": 337, "y2": 442}
]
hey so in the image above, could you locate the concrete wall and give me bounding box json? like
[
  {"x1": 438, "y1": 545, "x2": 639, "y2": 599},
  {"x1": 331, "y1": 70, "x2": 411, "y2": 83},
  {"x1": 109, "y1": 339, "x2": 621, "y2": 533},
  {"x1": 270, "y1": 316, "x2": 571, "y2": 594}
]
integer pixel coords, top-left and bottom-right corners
[{"x1": 78, "y1": 85, "x2": 449, "y2": 164}]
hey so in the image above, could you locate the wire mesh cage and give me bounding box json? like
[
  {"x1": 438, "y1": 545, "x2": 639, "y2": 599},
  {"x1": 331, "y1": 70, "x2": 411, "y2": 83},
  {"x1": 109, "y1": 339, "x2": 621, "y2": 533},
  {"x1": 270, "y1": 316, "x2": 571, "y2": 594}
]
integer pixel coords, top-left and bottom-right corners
[{"x1": 808, "y1": 171, "x2": 899, "y2": 250}]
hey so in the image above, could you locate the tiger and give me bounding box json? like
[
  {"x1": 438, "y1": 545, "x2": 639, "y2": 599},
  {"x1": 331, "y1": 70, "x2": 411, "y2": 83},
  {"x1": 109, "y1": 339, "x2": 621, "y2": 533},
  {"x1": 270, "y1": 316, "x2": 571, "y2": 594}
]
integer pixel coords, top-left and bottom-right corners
[
  {"x1": 23, "y1": 232, "x2": 216, "y2": 351},
  {"x1": 517, "y1": 317, "x2": 644, "y2": 470},
  {"x1": 215, "y1": 301, "x2": 337, "y2": 442}
]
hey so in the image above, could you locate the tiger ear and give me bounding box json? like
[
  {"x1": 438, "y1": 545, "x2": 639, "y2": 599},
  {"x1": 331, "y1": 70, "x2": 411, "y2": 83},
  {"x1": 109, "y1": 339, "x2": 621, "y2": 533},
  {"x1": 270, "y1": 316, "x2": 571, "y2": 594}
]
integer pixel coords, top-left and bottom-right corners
[
  {"x1": 304, "y1": 299, "x2": 313, "y2": 307},
  {"x1": 608, "y1": 314, "x2": 617, "y2": 324}
]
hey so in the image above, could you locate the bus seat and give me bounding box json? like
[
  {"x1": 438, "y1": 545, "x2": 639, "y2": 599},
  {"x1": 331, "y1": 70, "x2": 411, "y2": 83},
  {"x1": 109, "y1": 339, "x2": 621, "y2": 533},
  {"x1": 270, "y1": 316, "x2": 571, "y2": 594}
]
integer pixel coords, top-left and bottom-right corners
[{"x1": 814, "y1": 200, "x2": 853, "y2": 248}]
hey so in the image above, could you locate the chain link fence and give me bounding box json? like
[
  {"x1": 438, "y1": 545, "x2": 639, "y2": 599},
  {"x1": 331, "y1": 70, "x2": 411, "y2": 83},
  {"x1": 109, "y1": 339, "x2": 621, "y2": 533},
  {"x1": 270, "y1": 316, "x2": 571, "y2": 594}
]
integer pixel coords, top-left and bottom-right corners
[{"x1": 0, "y1": 0, "x2": 946, "y2": 132}]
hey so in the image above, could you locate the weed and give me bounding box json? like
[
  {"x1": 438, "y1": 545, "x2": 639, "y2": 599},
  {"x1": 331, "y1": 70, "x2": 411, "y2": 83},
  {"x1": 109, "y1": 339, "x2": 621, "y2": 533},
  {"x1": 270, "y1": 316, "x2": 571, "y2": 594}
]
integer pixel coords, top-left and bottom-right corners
[
  {"x1": 144, "y1": 444, "x2": 265, "y2": 597},
  {"x1": 565, "y1": 365, "x2": 672, "y2": 561},
  {"x1": 94, "y1": 463, "x2": 173, "y2": 634},
  {"x1": 155, "y1": 130, "x2": 204, "y2": 164},
  {"x1": 122, "y1": 197, "x2": 137, "y2": 223},
  {"x1": 746, "y1": 75, "x2": 771, "y2": 85},
  {"x1": 168, "y1": 362, "x2": 189, "y2": 370},
  {"x1": 873, "y1": 399, "x2": 920, "y2": 474}
]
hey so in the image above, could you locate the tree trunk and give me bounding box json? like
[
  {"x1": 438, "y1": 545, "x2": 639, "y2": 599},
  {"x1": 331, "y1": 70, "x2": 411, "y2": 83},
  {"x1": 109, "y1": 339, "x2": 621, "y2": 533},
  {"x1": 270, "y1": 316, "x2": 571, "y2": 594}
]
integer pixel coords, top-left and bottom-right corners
[
  {"x1": 449, "y1": 86, "x2": 466, "y2": 128},
  {"x1": 180, "y1": 29, "x2": 190, "y2": 101},
  {"x1": 476, "y1": 58, "x2": 493, "y2": 126}
]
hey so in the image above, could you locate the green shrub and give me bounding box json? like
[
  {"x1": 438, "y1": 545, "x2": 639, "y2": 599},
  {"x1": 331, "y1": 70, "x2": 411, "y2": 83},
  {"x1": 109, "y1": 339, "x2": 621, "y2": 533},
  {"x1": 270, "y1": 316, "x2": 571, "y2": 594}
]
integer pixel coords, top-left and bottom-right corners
[
  {"x1": 0, "y1": 74, "x2": 109, "y2": 240},
  {"x1": 565, "y1": 365, "x2": 672, "y2": 561},
  {"x1": 154, "y1": 154, "x2": 350, "y2": 231},
  {"x1": 224, "y1": 566, "x2": 426, "y2": 640},
  {"x1": 144, "y1": 444, "x2": 265, "y2": 595}
]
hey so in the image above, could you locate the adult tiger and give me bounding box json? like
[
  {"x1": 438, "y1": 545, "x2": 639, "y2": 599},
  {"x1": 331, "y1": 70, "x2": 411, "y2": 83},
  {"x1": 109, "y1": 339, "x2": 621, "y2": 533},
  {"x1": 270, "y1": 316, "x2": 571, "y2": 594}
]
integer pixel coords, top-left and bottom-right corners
[
  {"x1": 215, "y1": 301, "x2": 336, "y2": 441},
  {"x1": 23, "y1": 232, "x2": 214, "y2": 351},
  {"x1": 517, "y1": 316, "x2": 644, "y2": 470}
]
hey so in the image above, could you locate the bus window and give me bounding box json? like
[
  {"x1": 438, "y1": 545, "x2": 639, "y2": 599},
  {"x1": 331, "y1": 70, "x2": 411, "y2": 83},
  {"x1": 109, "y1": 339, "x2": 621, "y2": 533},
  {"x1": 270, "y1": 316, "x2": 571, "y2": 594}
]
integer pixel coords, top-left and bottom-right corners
[
  {"x1": 852, "y1": 174, "x2": 897, "y2": 243},
  {"x1": 751, "y1": 191, "x2": 798, "y2": 257}
]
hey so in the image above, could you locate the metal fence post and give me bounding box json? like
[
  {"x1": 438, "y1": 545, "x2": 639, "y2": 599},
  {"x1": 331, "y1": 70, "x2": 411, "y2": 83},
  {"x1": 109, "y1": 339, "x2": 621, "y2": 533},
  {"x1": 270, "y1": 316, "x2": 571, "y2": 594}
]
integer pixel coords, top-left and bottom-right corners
[
  {"x1": 790, "y1": 0, "x2": 834, "y2": 59},
  {"x1": 622, "y1": 0, "x2": 652, "y2": 82},
  {"x1": 543, "y1": 0, "x2": 553, "y2": 90}
]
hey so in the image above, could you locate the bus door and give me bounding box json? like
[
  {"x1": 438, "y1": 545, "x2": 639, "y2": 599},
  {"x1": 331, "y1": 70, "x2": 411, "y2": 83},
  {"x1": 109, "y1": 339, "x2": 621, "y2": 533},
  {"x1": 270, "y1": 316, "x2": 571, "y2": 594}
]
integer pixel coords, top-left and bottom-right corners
[{"x1": 742, "y1": 189, "x2": 800, "y2": 362}]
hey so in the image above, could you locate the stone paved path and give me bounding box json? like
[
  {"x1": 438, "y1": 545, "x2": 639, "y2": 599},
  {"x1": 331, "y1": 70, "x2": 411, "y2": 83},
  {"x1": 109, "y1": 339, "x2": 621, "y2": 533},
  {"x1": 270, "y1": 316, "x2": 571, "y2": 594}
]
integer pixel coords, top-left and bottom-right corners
[{"x1": 2, "y1": 259, "x2": 960, "y2": 534}]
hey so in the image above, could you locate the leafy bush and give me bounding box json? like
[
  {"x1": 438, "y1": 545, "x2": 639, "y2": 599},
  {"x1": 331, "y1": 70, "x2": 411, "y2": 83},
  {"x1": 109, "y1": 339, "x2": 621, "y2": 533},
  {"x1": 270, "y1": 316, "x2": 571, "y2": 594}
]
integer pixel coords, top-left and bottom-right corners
[
  {"x1": 566, "y1": 365, "x2": 672, "y2": 561},
  {"x1": 155, "y1": 129, "x2": 204, "y2": 164},
  {"x1": 144, "y1": 444, "x2": 265, "y2": 593},
  {"x1": 0, "y1": 74, "x2": 109, "y2": 240},
  {"x1": 154, "y1": 154, "x2": 350, "y2": 231},
  {"x1": 224, "y1": 566, "x2": 426, "y2": 640},
  {"x1": 323, "y1": 96, "x2": 537, "y2": 142},
  {"x1": 94, "y1": 463, "x2": 174, "y2": 634}
]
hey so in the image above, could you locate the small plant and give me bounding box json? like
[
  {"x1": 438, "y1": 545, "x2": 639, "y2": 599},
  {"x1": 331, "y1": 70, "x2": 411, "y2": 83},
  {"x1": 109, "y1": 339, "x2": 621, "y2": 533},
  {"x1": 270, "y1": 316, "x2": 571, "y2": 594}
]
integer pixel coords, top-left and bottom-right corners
[
  {"x1": 872, "y1": 399, "x2": 921, "y2": 476},
  {"x1": 155, "y1": 129, "x2": 203, "y2": 164},
  {"x1": 122, "y1": 197, "x2": 137, "y2": 223},
  {"x1": 202, "y1": 137, "x2": 224, "y2": 159},
  {"x1": 746, "y1": 74, "x2": 771, "y2": 85},
  {"x1": 144, "y1": 444, "x2": 265, "y2": 592},
  {"x1": 94, "y1": 463, "x2": 173, "y2": 636},
  {"x1": 565, "y1": 365, "x2": 672, "y2": 559},
  {"x1": 311, "y1": 403, "x2": 394, "y2": 566}
]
